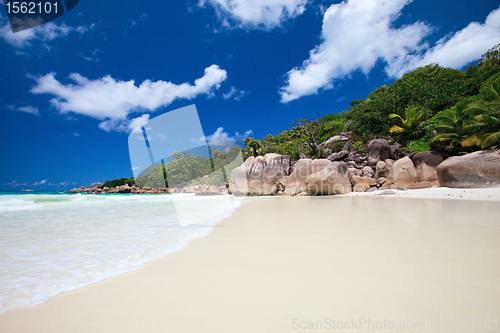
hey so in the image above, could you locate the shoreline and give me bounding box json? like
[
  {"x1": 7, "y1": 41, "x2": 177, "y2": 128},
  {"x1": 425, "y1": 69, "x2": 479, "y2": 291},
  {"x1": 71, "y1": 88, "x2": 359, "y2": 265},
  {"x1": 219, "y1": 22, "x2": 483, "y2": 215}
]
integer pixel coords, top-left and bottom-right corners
[{"x1": 1, "y1": 193, "x2": 499, "y2": 332}]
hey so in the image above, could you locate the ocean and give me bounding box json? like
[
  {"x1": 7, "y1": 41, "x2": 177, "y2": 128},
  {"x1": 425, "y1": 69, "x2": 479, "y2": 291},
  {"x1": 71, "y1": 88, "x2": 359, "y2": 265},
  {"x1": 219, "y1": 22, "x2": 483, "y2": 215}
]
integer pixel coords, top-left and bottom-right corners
[{"x1": 0, "y1": 191, "x2": 240, "y2": 314}]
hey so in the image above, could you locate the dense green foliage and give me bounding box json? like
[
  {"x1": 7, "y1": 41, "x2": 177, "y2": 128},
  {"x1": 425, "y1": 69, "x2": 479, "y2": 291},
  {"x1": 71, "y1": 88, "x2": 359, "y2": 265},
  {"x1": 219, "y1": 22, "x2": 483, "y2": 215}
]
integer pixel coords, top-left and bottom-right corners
[
  {"x1": 101, "y1": 177, "x2": 136, "y2": 188},
  {"x1": 242, "y1": 44, "x2": 500, "y2": 159}
]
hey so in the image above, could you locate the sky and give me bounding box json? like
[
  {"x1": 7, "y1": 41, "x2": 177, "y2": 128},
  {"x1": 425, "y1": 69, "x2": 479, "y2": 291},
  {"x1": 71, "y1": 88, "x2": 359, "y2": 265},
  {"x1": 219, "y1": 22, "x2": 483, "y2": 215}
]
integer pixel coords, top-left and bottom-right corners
[{"x1": 0, "y1": 0, "x2": 499, "y2": 190}]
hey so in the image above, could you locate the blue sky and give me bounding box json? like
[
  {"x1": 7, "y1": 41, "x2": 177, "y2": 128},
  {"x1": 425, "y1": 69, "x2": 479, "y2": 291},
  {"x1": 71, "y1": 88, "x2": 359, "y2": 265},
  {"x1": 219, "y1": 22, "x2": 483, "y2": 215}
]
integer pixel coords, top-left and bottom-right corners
[{"x1": 0, "y1": 0, "x2": 499, "y2": 190}]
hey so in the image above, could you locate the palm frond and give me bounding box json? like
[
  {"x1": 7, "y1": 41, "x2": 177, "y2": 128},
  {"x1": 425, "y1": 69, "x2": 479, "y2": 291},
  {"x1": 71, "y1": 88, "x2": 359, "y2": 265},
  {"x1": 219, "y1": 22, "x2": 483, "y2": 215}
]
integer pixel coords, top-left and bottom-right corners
[
  {"x1": 460, "y1": 135, "x2": 479, "y2": 148},
  {"x1": 389, "y1": 125, "x2": 405, "y2": 133},
  {"x1": 480, "y1": 131, "x2": 500, "y2": 149},
  {"x1": 462, "y1": 122, "x2": 487, "y2": 134},
  {"x1": 388, "y1": 114, "x2": 404, "y2": 122},
  {"x1": 433, "y1": 112, "x2": 457, "y2": 122},
  {"x1": 464, "y1": 104, "x2": 488, "y2": 117},
  {"x1": 430, "y1": 133, "x2": 457, "y2": 143},
  {"x1": 433, "y1": 124, "x2": 456, "y2": 132},
  {"x1": 485, "y1": 84, "x2": 500, "y2": 102}
]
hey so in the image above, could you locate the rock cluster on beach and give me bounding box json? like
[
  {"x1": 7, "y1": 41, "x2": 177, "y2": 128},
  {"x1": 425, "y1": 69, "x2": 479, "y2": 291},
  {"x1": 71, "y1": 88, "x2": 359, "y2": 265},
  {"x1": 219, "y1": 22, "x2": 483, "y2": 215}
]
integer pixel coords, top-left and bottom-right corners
[
  {"x1": 68, "y1": 139, "x2": 500, "y2": 196},
  {"x1": 227, "y1": 139, "x2": 500, "y2": 196},
  {"x1": 67, "y1": 184, "x2": 228, "y2": 195}
]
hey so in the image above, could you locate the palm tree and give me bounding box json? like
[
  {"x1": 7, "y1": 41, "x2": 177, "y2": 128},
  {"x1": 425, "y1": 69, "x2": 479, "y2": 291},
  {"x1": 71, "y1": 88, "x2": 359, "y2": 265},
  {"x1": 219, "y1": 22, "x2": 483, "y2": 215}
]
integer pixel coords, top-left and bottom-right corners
[
  {"x1": 243, "y1": 137, "x2": 262, "y2": 157},
  {"x1": 389, "y1": 105, "x2": 427, "y2": 139},
  {"x1": 430, "y1": 101, "x2": 471, "y2": 153},
  {"x1": 461, "y1": 83, "x2": 500, "y2": 149}
]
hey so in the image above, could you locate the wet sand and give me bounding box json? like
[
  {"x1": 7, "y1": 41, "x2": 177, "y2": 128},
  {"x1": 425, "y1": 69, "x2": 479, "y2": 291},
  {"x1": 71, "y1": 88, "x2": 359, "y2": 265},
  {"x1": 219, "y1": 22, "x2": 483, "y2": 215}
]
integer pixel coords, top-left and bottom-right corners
[{"x1": 1, "y1": 194, "x2": 500, "y2": 332}]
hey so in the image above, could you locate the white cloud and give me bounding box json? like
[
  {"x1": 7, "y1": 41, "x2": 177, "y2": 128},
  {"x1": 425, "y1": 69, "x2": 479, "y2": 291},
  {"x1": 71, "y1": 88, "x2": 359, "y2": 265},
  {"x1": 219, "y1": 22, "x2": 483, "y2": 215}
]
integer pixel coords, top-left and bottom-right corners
[
  {"x1": 79, "y1": 48, "x2": 101, "y2": 62},
  {"x1": 336, "y1": 96, "x2": 347, "y2": 103},
  {"x1": 206, "y1": 127, "x2": 235, "y2": 142},
  {"x1": 199, "y1": 0, "x2": 308, "y2": 29},
  {"x1": 46, "y1": 181, "x2": 68, "y2": 186},
  {"x1": 280, "y1": 1, "x2": 500, "y2": 103},
  {"x1": 387, "y1": 6, "x2": 500, "y2": 77},
  {"x1": 0, "y1": 14, "x2": 94, "y2": 48},
  {"x1": 30, "y1": 65, "x2": 228, "y2": 132},
  {"x1": 279, "y1": 0, "x2": 432, "y2": 103},
  {"x1": 5, "y1": 180, "x2": 29, "y2": 187},
  {"x1": 237, "y1": 129, "x2": 253, "y2": 139},
  {"x1": 33, "y1": 180, "x2": 47, "y2": 186},
  {"x1": 99, "y1": 114, "x2": 150, "y2": 133},
  {"x1": 192, "y1": 128, "x2": 253, "y2": 144},
  {"x1": 7, "y1": 105, "x2": 40, "y2": 115},
  {"x1": 223, "y1": 86, "x2": 249, "y2": 100},
  {"x1": 191, "y1": 136, "x2": 206, "y2": 145},
  {"x1": 31, "y1": 65, "x2": 227, "y2": 120},
  {"x1": 47, "y1": 182, "x2": 63, "y2": 186}
]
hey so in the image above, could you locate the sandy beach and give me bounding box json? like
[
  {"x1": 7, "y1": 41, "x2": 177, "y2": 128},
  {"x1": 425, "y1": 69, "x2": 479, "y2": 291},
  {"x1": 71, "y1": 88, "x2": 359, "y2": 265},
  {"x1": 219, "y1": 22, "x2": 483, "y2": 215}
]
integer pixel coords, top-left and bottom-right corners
[{"x1": 1, "y1": 191, "x2": 500, "y2": 332}]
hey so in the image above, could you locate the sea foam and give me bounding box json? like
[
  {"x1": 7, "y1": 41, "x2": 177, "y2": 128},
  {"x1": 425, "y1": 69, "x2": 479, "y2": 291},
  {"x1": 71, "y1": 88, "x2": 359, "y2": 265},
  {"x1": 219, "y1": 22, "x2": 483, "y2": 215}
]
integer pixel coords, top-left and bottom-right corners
[{"x1": 0, "y1": 193, "x2": 240, "y2": 314}]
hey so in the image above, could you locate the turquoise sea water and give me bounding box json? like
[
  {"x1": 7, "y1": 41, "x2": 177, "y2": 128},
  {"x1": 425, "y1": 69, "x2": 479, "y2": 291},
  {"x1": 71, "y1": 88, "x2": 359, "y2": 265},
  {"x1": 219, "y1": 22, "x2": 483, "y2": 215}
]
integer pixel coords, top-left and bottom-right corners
[{"x1": 0, "y1": 191, "x2": 240, "y2": 314}]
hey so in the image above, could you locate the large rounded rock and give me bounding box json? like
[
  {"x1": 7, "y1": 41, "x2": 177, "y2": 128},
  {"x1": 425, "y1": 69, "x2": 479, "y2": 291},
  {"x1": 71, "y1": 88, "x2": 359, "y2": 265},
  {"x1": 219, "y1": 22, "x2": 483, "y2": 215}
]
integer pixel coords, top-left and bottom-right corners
[
  {"x1": 412, "y1": 151, "x2": 445, "y2": 168},
  {"x1": 362, "y1": 166, "x2": 374, "y2": 177},
  {"x1": 249, "y1": 154, "x2": 291, "y2": 195},
  {"x1": 412, "y1": 151, "x2": 445, "y2": 182},
  {"x1": 229, "y1": 154, "x2": 291, "y2": 195},
  {"x1": 385, "y1": 157, "x2": 417, "y2": 186},
  {"x1": 228, "y1": 157, "x2": 254, "y2": 195},
  {"x1": 436, "y1": 150, "x2": 500, "y2": 188},
  {"x1": 416, "y1": 163, "x2": 438, "y2": 182},
  {"x1": 385, "y1": 159, "x2": 395, "y2": 169},
  {"x1": 118, "y1": 184, "x2": 132, "y2": 193},
  {"x1": 304, "y1": 162, "x2": 351, "y2": 195},
  {"x1": 351, "y1": 175, "x2": 377, "y2": 187},
  {"x1": 374, "y1": 161, "x2": 389, "y2": 179},
  {"x1": 367, "y1": 139, "x2": 391, "y2": 167},
  {"x1": 247, "y1": 156, "x2": 267, "y2": 194},
  {"x1": 284, "y1": 159, "x2": 331, "y2": 195}
]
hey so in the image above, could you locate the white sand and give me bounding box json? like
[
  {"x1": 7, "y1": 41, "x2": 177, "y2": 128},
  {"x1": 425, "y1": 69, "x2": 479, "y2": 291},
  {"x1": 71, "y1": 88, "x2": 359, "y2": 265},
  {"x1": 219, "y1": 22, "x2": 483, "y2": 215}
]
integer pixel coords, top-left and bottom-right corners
[
  {"x1": 1, "y1": 194, "x2": 499, "y2": 332},
  {"x1": 351, "y1": 186, "x2": 500, "y2": 201}
]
